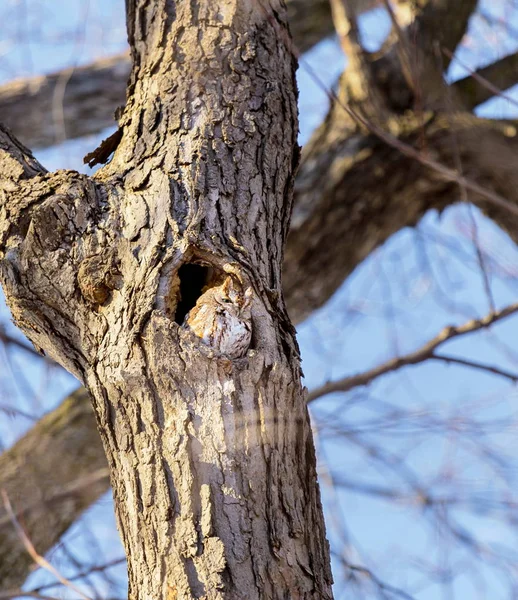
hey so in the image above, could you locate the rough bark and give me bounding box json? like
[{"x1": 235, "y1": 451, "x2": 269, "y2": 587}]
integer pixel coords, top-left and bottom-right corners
[
  {"x1": 3, "y1": 0, "x2": 518, "y2": 591},
  {"x1": 0, "y1": 0, "x2": 479, "y2": 152},
  {"x1": 6, "y1": 118, "x2": 518, "y2": 593},
  {"x1": 0, "y1": 1, "x2": 333, "y2": 598},
  {"x1": 2, "y1": 1, "x2": 512, "y2": 335},
  {"x1": 0, "y1": 388, "x2": 109, "y2": 589}
]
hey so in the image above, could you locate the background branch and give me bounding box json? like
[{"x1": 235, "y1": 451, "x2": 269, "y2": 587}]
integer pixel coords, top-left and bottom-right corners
[
  {"x1": 0, "y1": 0, "x2": 384, "y2": 151},
  {"x1": 0, "y1": 388, "x2": 109, "y2": 589},
  {"x1": 453, "y1": 51, "x2": 518, "y2": 110},
  {"x1": 308, "y1": 303, "x2": 518, "y2": 402}
]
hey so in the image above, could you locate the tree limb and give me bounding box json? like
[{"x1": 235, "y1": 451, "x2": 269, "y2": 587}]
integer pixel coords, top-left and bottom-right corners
[
  {"x1": 0, "y1": 0, "x2": 385, "y2": 151},
  {"x1": 285, "y1": 112, "x2": 518, "y2": 323},
  {"x1": 0, "y1": 2, "x2": 516, "y2": 589},
  {"x1": 308, "y1": 303, "x2": 518, "y2": 402},
  {"x1": 0, "y1": 124, "x2": 46, "y2": 182},
  {"x1": 0, "y1": 388, "x2": 109, "y2": 589},
  {"x1": 1, "y1": 491, "x2": 92, "y2": 600},
  {"x1": 0, "y1": 55, "x2": 129, "y2": 151},
  {"x1": 1, "y1": 0, "x2": 334, "y2": 595},
  {"x1": 453, "y1": 51, "x2": 518, "y2": 110},
  {"x1": 431, "y1": 354, "x2": 518, "y2": 382},
  {"x1": 410, "y1": 0, "x2": 477, "y2": 60}
]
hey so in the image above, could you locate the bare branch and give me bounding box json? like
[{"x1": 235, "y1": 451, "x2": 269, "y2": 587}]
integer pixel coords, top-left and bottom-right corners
[
  {"x1": 33, "y1": 557, "x2": 126, "y2": 594},
  {"x1": 285, "y1": 110, "x2": 518, "y2": 323},
  {"x1": 452, "y1": 50, "x2": 518, "y2": 111},
  {"x1": 0, "y1": 123, "x2": 46, "y2": 184},
  {"x1": 431, "y1": 354, "x2": 518, "y2": 382},
  {"x1": 0, "y1": 324, "x2": 50, "y2": 360},
  {"x1": 308, "y1": 303, "x2": 518, "y2": 402},
  {"x1": 1, "y1": 491, "x2": 92, "y2": 600},
  {"x1": 0, "y1": 468, "x2": 110, "y2": 530},
  {"x1": 330, "y1": 0, "x2": 389, "y2": 119},
  {"x1": 339, "y1": 100, "x2": 518, "y2": 220},
  {"x1": 0, "y1": 388, "x2": 109, "y2": 589},
  {"x1": 0, "y1": 53, "x2": 129, "y2": 150},
  {"x1": 0, "y1": 0, "x2": 384, "y2": 150},
  {"x1": 331, "y1": 551, "x2": 416, "y2": 599},
  {"x1": 403, "y1": 0, "x2": 478, "y2": 67}
]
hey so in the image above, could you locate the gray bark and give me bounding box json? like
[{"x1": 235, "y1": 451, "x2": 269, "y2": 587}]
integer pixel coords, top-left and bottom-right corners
[
  {"x1": 2, "y1": 0, "x2": 518, "y2": 592},
  {"x1": 0, "y1": 1, "x2": 332, "y2": 598}
]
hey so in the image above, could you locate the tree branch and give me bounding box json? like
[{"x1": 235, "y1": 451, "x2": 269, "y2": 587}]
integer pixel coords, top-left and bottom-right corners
[
  {"x1": 403, "y1": 0, "x2": 478, "y2": 66},
  {"x1": 0, "y1": 4, "x2": 516, "y2": 586},
  {"x1": 0, "y1": 388, "x2": 109, "y2": 589},
  {"x1": 431, "y1": 354, "x2": 518, "y2": 383},
  {"x1": 1, "y1": 491, "x2": 92, "y2": 600},
  {"x1": 308, "y1": 303, "x2": 518, "y2": 402},
  {"x1": 285, "y1": 112, "x2": 518, "y2": 323},
  {"x1": 330, "y1": 0, "x2": 389, "y2": 120},
  {"x1": 0, "y1": 124, "x2": 46, "y2": 183},
  {"x1": 0, "y1": 0, "x2": 385, "y2": 151},
  {"x1": 0, "y1": 54, "x2": 129, "y2": 152},
  {"x1": 453, "y1": 51, "x2": 518, "y2": 110}
]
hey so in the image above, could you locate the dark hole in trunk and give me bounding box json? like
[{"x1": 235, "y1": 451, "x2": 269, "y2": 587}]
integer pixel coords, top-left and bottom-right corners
[{"x1": 174, "y1": 263, "x2": 211, "y2": 325}]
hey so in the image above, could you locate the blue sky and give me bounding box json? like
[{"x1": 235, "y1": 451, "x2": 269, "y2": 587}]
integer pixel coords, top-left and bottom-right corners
[{"x1": 2, "y1": 1, "x2": 518, "y2": 598}]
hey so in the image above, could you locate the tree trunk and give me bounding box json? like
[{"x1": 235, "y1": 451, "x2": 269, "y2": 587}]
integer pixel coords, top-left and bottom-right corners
[{"x1": 0, "y1": 1, "x2": 333, "y2": 598}]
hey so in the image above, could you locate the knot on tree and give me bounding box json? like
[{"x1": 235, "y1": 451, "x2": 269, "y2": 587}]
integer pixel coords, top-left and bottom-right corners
[{"x1": 77, "y1": 251, "x2": 121, "y2": 305}]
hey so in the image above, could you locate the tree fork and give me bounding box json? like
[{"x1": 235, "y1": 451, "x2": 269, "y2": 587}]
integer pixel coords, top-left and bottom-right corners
[{"x1": 0, "y1": 1, "x2": 332, "y2": 598}]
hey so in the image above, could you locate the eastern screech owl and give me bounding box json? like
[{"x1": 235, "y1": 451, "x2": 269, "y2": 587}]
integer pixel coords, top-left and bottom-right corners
[{"x1": 183, "y1": 277, "x2": 252, "y2": 358}]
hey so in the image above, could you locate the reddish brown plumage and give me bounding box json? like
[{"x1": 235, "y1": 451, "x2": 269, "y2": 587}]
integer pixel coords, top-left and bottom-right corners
[{"x1": 183, "y1": 277, "x2": 252, "y2": 358}]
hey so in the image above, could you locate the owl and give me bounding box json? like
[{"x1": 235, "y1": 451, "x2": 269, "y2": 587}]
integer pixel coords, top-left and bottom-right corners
[{"x1": 182, "y1": 277, "x2": 252, "y2": 358}]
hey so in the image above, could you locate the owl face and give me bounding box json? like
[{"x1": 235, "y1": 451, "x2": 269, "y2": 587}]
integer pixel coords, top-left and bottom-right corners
[
  {"x1": 216, "y1": 278, "x2": 252, "y2": 316},
  {"x1": 183, "y1": 276, "x2": 253, "y2": 358}
]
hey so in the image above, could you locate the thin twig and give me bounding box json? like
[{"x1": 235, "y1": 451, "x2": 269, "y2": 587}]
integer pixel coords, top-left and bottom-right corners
[
  {"x1": 1, "y1": 491, "x2": 92, "y2": 600},
  {"x1": 308, "y1": 303, "x2": 518, "y2": 402},
  {"x1": 0, "y1": 590, "x2": 67, "y2": 600},
  {"x1": 331, "y1": 551, "x2": 417, "y2": 600},
  {"x1": 431, "y1": 354, "x2": 518, "y2": 382},
  {"x1": 445, "y1": 46, "x2": 518, "y2": 111},
  {"x1": 33, "y1": 557, "x2": 126, "y2": 593}
]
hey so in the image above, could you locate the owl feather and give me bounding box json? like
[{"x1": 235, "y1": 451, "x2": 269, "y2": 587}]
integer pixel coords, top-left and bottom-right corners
[{"x1": 183, "y1": 277, "x2": 252, "y2": 358}]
